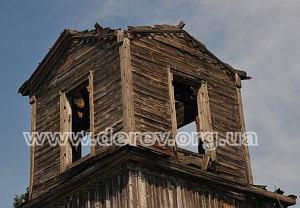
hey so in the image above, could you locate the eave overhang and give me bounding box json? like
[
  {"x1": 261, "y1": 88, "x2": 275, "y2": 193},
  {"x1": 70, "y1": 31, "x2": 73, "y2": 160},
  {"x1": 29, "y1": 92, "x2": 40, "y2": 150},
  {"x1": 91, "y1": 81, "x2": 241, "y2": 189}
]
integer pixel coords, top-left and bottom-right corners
[
  {"x1": 19, "y1": 29, "x2": 73, "y2": 96},
  {"x1": 20, "y1": 146, "x2": 296, "y2": 207}
]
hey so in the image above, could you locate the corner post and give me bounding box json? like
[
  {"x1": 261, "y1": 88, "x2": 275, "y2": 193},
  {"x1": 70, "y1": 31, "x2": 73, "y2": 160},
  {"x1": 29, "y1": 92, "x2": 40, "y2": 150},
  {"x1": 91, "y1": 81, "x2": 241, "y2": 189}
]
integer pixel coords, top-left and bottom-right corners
[
  {"x1": 167, "y1": 67, "x2": 178, "y2": 152},
  {"x1": 235, "y1": 73, "x2": 253, "y2": 184},
  {"x1": 29, "y1": 95, "x2": 36, "y2": 200},
  {"x1": 118, "y1": 30, "x2": 135, "y2": 146},
  {"x1": 89, "y1": 70, "x2": 95, "y2": 156}
]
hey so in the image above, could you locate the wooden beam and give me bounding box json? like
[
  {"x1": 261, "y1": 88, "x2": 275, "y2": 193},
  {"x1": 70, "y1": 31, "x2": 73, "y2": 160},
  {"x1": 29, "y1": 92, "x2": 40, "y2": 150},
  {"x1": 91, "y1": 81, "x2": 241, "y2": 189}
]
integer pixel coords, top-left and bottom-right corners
[
  {"x1": 60, "y1": 92, "x2": 72, "y2": 172},
  {"x1": 197, "y1": 82, "x2": 216, "y2": 166},
  {"x1": 235, "y1": 73, "x2": 253, "y2": 184},
  {"x1": 177, "y1": 21, "x2": 185, "y2": 29},
  {"x1": 117, "y1": 30, "x2": 124, "y2": 44},
  {"x1": 167, "y1": 67, "x2": 178, "y2": 152},
  {"x1": 129, "y1": 29, "x2": 183, "y2": 34},
  {"x1": 153, "y1": 35, "x2": 215, "y2": 63},
  {"x1": 29, "y1": 95, "x2": 36, "y2": 200},
  {"x1": 89, "y1": 70, "x2": 95, "y2": 156},
  {"x1": 201, "y1": 155, "x2": 211, "y2": 171},
  {"x1": 94, "y1": 22, "x2": 103, "y2": 31},
  {"x1": 119, "y1": 34, "x2": 135, "y2": 145},
  {"x1": 235, "y1": 72, "x2": 242, "y2": 88}
]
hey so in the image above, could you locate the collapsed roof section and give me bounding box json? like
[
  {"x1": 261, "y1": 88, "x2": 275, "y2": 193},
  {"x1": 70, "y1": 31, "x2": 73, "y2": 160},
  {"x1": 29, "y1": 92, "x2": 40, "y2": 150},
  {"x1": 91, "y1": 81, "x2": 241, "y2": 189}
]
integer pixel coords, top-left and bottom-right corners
[{"x1": 19, "y1": 21, "x2": 250, "y2": 96}]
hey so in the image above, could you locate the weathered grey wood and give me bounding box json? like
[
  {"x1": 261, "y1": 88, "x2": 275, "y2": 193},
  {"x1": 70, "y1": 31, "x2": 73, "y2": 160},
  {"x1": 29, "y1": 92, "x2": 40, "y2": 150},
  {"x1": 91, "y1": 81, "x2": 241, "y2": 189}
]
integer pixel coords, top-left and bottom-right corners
[
  {"x1": 235, "y1": 73, "x2": 253, "y2": 184},
  {"x1": 197, "y1": 82, "x2": 217, "y2": 163},
  {"x1": 19, "y1": 23, "x2": 296, "y2": 207},
  {"x1": 89, "y1": 70, "x2": 95, "y2": 156},
  {"x1": 153, "y1": 35, "x2": 214, "y2": 63},
  {"x1": 59, "y1": 92, "x2": 72, "y2": 172},
  {"x1": 167, "y1": 67, "x2": 178, "y2": 152},
  {"x1": 138, "y1": 171, "x2": 147, "y2": 207},
  {"x1": 119, "y1": 36, "x2": 135, "y2": 145},
  {"x1": 94, "y1": 22, "x2": 103, "y2": 31},
  {"x1": 29, "y1": 95, "x2": 36, "y2": 200},
  {"x1": 177, "y1": 21, "x2": 185, "y2": 29},
  {"x1": 117, "y1": 30, "x2": 124, "y2": 43},
  {"x1": 201, "y1": 154, "x2": 211, "y2": 171}
]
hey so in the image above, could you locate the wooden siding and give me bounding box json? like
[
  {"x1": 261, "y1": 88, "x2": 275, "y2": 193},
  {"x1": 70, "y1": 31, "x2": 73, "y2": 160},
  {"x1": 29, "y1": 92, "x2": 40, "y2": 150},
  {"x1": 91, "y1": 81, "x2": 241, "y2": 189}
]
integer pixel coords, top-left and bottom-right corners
[
  {"x1": 31, "y1": 37, "x2": 122, "y2": 198},
  {"x1": 38, "y1": 161, "x2": 284, "y2": 208},
  {"x1": 20, "y1": 25, "x2": 296, "y2": 208},
  {"x1": 130, "y1": 33, "x2": 247, "y2": 181}
]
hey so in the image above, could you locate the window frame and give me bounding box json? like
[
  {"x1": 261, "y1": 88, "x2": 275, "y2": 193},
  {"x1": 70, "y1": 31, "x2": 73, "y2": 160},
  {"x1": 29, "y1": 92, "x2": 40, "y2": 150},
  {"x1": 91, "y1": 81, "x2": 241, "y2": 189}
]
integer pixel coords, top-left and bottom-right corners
[
  {"x1": 168, "y1": 67, "x2": 216, "y2": 166},
  {"x1": 60, "y1": 71, "x2": 94, "y2": 172}
]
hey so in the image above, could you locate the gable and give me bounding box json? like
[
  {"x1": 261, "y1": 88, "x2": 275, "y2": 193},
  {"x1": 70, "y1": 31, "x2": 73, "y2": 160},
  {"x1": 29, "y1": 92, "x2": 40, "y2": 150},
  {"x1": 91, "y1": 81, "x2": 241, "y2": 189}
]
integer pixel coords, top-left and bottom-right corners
[
  {"x1": 39, "y1": 37, "x2": 112, "y2": 89},
  {"x1": 127, "y1": 23, "x2": 250, "y2": 82},
  {"x1": 19, "y1": 25, "x2": 116, "y2": 96},
  {"x1": 19, "y1": 22, "x2": 250, "y2": 96}
]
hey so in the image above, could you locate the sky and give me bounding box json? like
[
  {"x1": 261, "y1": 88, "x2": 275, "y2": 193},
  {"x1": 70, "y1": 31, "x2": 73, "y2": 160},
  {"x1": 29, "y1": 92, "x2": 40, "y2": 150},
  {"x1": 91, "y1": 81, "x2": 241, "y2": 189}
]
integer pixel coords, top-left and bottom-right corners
[{"x1": 0, "y1": 0, "x2": 299, "y2": 207}]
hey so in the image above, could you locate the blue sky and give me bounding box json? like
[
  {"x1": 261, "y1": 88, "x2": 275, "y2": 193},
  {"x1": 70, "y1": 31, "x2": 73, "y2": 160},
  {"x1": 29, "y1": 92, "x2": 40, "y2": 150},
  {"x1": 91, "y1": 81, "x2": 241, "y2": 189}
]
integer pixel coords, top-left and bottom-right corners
[{"x1": 1, "y1": 0, "x2": 299, "y2": 207}]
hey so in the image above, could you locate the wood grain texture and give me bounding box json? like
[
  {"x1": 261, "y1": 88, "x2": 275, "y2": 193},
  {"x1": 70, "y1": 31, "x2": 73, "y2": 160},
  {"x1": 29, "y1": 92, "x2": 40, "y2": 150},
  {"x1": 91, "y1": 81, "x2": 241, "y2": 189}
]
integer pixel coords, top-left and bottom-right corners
[
  {"x1": 20, "y1": 151, "x2": 295, "y2": 207},
  {"x1": 130, "y1": 33, "x2": 247, "y2": 180},
  {"x1": 235, "y1": 73, "x2": 253, "y2": 184},
  {"x1": 119, "y1": 36, "x2": 135, "y2": 145},
  {"x1": 197, "y1": 82, "x2": 216, "y2": 164},
  {"x1": 29, "y1": 95, "x2": 36, "y2": 200},
  {"x1": 21, "y1": 26, "x2": 282, "y2": 206},
  {"x1": 167, "y1": 67, "x2": 178, "y2": 152}
]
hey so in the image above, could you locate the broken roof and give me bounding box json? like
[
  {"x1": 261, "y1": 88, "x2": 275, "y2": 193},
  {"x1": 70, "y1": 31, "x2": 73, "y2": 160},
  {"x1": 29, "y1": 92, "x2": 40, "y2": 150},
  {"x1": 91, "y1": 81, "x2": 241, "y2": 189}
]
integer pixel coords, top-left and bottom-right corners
[{"x1": 19, "y1": 21, "x2": 250, "y2": 96}]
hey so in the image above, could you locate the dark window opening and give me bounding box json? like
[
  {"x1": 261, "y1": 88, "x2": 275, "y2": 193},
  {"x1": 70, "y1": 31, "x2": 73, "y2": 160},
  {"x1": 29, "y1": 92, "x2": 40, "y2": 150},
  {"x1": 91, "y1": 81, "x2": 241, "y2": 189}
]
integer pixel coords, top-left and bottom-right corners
[
  {"x1": 173, "y1": 80, "x2": 205, "y2": 154},
  {"x1": 173, "y1": 80, "x2": 198, "y2": 128},
  {"x1": 67, "y1": 83, "x2": 90, "y2": 162}
]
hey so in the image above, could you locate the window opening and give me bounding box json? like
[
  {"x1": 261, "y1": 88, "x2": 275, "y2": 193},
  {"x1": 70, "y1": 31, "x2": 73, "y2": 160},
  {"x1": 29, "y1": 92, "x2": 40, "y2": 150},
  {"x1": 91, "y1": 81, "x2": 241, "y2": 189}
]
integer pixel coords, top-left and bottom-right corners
[
  {"x1": 173, "y1": 80, "x2": 205, "y2": 154},
  {"x1": 67, "y1": 82, "x2": 90, "y2": 162}
]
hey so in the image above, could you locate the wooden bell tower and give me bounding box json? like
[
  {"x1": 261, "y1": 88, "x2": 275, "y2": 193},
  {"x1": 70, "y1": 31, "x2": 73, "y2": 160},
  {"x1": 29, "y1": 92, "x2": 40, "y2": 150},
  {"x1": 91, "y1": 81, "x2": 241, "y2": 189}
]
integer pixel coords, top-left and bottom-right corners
[{"x1": 19, "y1": 22, "x2": 296, "y2": 207}]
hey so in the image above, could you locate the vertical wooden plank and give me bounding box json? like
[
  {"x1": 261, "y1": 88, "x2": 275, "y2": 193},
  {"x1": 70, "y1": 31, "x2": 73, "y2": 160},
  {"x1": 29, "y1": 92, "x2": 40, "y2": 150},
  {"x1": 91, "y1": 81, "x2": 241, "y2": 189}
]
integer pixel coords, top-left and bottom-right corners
[
  {"x1": 121, "y1": 172, "x2": 128, "y2": 208},
  {"x1": 157, "y1": 177, "x2": 163, "y2": 207},
  {"x1": 154, "y1": 176, "x2": 160, "y2": 208},
  {"x1": 105, "y1": 180, "x2": 111, "y2": 208},
  {"x1": 60, "y1": 92, "x2": 72, "y2": 172},
  {"x1": 235, "y1": 73, "x2": 253, "y2": 184},
  {"x1": 167, "y1": 180, "x2": 174, "y2": 208},
  {"x1": 89, "y1": 70, "x2": 95, "y2": 156},
  {"x1": 167, "y1": 67, "x2": 178, "y2": 152},
  {"x1": 176, "y1": 181, "x2": 183, "y2": 208},
  {"x1": 97, "y1": 184, "x2": 102, "y2": 208},
  {"x1": 29, "y1": 95, "x2": 36, "y2": 200},
  {"x1": 148, "y1": 175, "x2": 155, "y2": 208},
  {"x1": 128, "y1": 171, "x2": 135, "y2": 208},
  {"x1": 111, "y1": 177, "x2": 117, "y2": 207},
  {"x1": 137, "y1": 171, "x2": 147, "y2": 208},
  {"x1": 132, "y1": 172, "x2": 138, "y2": 208},
  {"x1": 197, "y1": 82, "x2": 216, "y2": 168},
  {"x1": 87, "y1": 190, "x2": 91, "y2": 208},
  {"x1": 89, "y1": 188, "x2": 95, "y2": 208},
  {"x1": 162, "y1": 179, "x2": 169, "y2": 207},
  {"x1": 119, "y1": 34, "x2": 135, "y2": 145},
  {"x1": 117, "y1": 30, "x2": 124, "y2": 44},
  {"x1": 208, "y1": 192, "x2": 212, "y2": 208},
  {"x1": 182, "y1": 184, "x2": 188, "y2": 208},
  {"x1": 201, "y1": 188, "x2": 207, "y2": 208}
]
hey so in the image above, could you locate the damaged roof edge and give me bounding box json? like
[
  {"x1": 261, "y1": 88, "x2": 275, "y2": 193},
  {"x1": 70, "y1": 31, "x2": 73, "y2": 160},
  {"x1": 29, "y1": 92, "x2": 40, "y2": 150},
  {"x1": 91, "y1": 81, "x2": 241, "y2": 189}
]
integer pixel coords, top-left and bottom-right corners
[
  {"x1": 19, "y1": 21, "x2": 251, "y2": 96},
  {"x1": 18, "y1": 28, "x2": 73, "y2": 96},
  {"x1": 235, "y1": 69, "x2": 252, "y2": 80}
]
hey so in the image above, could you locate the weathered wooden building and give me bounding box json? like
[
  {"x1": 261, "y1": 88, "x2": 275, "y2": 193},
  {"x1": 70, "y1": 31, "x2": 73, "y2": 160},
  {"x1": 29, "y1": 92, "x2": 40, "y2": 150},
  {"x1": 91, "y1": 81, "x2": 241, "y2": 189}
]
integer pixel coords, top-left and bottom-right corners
[{"x1": 19, "y1": 22, "x2": 296, "y2": 207}]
